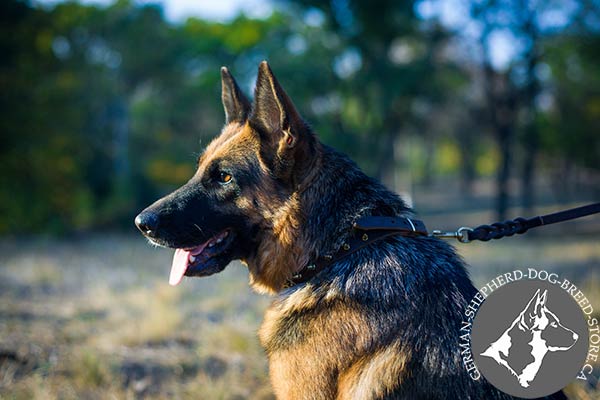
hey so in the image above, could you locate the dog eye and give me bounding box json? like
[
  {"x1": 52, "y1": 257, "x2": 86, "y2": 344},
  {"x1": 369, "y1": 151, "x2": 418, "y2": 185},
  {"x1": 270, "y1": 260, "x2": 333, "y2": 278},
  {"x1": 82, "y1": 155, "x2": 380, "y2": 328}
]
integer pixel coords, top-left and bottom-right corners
[
  {"x1": 218, "y1": 171, "x2": 233, "y2": 184},
  {"x1": 550, "y1": 321, "x2": 558, "y2": 328}
]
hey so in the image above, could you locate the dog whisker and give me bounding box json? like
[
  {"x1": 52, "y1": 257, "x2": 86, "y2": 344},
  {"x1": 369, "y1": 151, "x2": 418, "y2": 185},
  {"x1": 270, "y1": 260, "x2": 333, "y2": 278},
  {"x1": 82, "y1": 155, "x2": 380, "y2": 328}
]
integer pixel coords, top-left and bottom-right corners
[
  {"x1": 193, "y1": 223, "x2": 204, "y2": 235},
  {"x1": 146, "y1": 237, "x2": 164, "y2": 248}
]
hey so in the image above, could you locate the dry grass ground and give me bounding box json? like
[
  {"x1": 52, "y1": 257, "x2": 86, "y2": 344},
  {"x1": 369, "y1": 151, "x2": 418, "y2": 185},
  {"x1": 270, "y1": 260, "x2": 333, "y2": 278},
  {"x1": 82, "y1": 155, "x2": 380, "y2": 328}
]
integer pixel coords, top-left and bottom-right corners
[
  {"x1": 0, "y1": 236, "x2": 272, "y2": 399},
  {"x1": 0, "y1": 212, "x2": 598, "y2": 399}
]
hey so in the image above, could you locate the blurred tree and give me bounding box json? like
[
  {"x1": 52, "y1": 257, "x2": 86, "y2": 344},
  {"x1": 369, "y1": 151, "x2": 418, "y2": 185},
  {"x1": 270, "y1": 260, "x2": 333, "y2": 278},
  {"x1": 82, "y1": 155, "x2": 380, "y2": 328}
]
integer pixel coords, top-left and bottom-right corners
[
  {"x1": 0, "y1": 0, "x2": 597, "y2": 234},
  {"x1": 471, "y1": 0, "x2": 519, "y2": 220},
  {"x1": 468, "y1": 0, "x2": 599, "y2": 218},
  {"x1": 0, "y1": 0, "x2": 296, "y2": 233},
  {"x1": 516, "y1": 0, "x2": 542, "y2": 215},
  {"x1": 280, "y1": 0, "x2": 467, "y2": 190},
  {"x1": 542, "y1": 33, "x2": 600, "y2": 198},
  {"x1": 0, "y1": 0, "x2": 94, "y2": 232}
]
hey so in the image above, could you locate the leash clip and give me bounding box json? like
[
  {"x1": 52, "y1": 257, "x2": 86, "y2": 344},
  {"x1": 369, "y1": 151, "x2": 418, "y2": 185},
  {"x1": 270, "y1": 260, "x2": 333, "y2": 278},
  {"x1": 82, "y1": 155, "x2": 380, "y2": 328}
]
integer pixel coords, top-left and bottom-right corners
[{"x1": 431, "y1": 227, "x2": 472, "y2": 243}]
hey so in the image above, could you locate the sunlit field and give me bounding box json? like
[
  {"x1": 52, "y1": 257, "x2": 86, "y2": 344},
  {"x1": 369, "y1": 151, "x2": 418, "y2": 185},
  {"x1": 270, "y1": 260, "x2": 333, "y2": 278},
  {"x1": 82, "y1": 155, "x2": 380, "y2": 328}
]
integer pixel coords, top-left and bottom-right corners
[
  {"x1": 1, "y1": 209, "x2": 598, "y2": 399},
  {"x1": 0, "y1": 236, "x2": 271, "y2": 399}
]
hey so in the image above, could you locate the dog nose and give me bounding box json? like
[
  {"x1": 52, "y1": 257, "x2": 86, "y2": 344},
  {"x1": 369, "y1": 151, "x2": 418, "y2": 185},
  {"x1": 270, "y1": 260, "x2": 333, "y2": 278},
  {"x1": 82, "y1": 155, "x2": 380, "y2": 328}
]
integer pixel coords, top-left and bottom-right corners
[{"x1": 135, "y1": 211, "x2": 159, "y2": 237}]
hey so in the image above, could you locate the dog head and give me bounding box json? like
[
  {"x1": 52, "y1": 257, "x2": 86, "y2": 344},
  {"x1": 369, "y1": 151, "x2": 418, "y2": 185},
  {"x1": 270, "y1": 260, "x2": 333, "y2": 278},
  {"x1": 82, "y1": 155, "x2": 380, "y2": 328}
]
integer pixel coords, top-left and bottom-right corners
[
  {"x1": 135, "y1": 62, "x2": 318, "y2": 288},
  {"x1": 519, "y1": 289, "x2": 578, "y2": 351}
]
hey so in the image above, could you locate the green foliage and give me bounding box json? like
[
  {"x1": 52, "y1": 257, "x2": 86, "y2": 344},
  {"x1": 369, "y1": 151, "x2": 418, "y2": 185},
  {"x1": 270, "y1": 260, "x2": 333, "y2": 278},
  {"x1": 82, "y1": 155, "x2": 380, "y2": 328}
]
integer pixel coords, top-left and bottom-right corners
[
  {"x1": 542, "y1": 34, "x2": 600, "y2": 169},
  {"x1": 0, "y1": 0, "x2": 597, "y2": 233}
]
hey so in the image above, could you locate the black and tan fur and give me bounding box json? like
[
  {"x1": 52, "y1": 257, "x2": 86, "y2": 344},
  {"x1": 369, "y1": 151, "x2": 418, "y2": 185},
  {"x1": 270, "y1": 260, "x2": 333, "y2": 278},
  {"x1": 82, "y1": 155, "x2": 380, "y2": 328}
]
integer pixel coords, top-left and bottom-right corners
[{"x1": 135, "y1": 62, "x2": 566, "y2": 399}]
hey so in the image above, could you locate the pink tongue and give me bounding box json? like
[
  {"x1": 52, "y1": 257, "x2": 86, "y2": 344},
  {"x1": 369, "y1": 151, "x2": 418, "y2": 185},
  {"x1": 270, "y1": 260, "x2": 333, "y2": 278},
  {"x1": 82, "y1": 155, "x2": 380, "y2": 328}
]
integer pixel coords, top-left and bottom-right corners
[
  {"x1": 169, "y1": 242, "x2": 209, "y2": 286},
  {"x1": 169, "y1": 249, "x2": 190, "y2": 286}
]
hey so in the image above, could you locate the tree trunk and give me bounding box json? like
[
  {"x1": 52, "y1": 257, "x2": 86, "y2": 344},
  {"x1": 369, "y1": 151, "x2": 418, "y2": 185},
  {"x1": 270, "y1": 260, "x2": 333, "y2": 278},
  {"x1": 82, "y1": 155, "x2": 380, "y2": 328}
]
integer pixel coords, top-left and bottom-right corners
[
  {"x1": 520, "y1": 18, "x2": 540, "y2": 216},
  {"x1": 496, "y1": 123, "x2": 513, "y2": 221},
  {"x1": 375, "y1": 130, "x2": 397, "y2": 188},
  {"x1": 458, "y1": 110, "x2": 479, "y2": 199},
  {"x1": 482, "y1": 65, "x2": 517, "y2": 221},
  {"x1": 521, "y1": 136, "x2": 537, "y2": 214},
  {"x1": 421, "y1": 131, "x2": 435, "y2": 188}
]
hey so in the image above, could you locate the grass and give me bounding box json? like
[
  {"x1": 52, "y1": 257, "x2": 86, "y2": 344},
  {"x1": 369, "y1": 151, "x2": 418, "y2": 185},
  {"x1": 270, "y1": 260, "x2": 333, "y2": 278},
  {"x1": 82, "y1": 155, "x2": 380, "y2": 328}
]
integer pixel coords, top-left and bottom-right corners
[
  {"x1": 0, "y1": 226, "x2": 598, "y2": 399},
  {"x1": 0, "y1": 235, "x2": 271, "y2": 399}
]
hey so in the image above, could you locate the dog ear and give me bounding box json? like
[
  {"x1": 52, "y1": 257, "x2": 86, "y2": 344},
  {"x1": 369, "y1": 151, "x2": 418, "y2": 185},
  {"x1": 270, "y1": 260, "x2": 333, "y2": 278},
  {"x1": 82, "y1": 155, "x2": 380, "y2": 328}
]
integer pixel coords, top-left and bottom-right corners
[
  {"x1": 520, "y1": 289, "x2": 542, "y2": 329},
  {"x1": 521, "y1": 289, "x2": 547, "y2": 328},
  {"x1": 250, "y1": 61, "x2": 315, "y2": 181},
  {"x1": 221, "y1": 67, "x2": 251, "y2": 124},
  {"x1": 534, "y1": 289, "x2": 548, "y2": 316}
]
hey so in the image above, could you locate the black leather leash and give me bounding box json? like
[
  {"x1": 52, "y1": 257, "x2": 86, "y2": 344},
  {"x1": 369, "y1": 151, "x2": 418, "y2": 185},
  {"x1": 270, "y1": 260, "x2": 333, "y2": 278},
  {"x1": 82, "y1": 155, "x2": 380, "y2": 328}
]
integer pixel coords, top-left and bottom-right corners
[
  {"x1": 285, "y1": 202, "x2": 600, "y2": 288},
  {"x1": 430, "y1": 202, "x2": 600, "y2": 243}
]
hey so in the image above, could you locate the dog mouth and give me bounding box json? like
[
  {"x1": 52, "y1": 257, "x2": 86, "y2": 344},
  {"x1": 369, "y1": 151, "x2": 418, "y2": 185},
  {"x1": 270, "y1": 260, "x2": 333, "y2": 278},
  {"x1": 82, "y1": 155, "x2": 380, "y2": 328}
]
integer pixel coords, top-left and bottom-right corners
[{"x1": 169, "y1": 229, "x2": 234, "y2": 286}]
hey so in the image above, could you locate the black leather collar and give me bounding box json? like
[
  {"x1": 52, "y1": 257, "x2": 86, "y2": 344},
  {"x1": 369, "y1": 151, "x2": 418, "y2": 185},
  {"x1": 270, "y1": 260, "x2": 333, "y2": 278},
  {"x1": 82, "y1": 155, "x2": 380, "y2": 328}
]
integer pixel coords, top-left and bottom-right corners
[{"x1": 284, "y1": 216, "x2": 428, "y2": 288}]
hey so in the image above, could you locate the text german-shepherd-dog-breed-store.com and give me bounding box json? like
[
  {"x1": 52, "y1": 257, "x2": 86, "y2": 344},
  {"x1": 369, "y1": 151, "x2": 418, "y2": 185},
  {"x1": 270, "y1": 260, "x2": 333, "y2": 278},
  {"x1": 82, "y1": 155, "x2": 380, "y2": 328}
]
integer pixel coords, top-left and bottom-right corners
[{"x1": 135, "y1": 62, "x2": 567, "y2": 400}]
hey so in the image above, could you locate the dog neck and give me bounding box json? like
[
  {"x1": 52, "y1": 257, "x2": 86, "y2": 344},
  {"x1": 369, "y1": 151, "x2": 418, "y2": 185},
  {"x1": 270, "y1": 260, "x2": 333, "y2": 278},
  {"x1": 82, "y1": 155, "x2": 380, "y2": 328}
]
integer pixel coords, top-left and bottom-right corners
[
  {"x1": 245, "y1": 143, "x2": 411, "y2": 294},
  {"x1": 518, "y1": 330, "x2": 548, "y2": 387}
]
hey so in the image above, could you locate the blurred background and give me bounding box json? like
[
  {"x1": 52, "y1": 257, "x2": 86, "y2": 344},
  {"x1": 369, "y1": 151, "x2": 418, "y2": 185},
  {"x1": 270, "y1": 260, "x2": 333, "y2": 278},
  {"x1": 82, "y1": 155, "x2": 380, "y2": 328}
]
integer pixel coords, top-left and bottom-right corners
[{"x1": 0, "y1": 0, "x2": 598, "y2": 399}]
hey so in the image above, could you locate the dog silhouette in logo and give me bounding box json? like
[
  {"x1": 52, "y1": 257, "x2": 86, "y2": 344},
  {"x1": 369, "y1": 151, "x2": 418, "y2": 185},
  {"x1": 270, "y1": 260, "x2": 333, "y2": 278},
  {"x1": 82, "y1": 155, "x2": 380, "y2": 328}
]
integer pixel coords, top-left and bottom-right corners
[{"x1": 480, "y1": 289, "x2": 579, "y2": 388}]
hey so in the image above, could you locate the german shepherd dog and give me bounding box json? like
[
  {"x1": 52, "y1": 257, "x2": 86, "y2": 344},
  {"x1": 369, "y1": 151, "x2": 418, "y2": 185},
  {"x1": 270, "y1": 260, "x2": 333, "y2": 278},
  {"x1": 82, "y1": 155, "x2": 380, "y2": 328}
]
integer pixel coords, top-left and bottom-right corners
[
  {"x1": 135, "y1": 62, "x2": 566, "y2": 399},
  {"x1": 481, "y1": 289, "x2": 578, "y2": 388}
]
